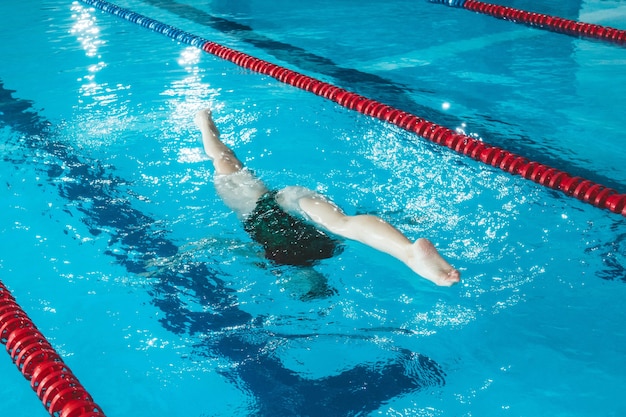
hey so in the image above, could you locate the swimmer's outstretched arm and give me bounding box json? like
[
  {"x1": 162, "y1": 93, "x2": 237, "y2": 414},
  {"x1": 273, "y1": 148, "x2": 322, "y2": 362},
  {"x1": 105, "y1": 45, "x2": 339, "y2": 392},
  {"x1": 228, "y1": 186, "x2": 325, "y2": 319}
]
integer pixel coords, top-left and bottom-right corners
[{"x1": 297, "y1": 197, "x2": 460, "y2": 286}]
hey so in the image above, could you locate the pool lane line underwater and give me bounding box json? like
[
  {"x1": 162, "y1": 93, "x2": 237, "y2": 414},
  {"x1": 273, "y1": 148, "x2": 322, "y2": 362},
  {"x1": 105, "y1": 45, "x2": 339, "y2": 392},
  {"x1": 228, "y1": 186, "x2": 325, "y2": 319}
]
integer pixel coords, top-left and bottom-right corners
[
  {"x1": 1, "y1": 81, "x2": 446, "y2": 415},
  {"x1": 0, "y1": 281, "x2": 106, "y2": 417},
  {"x1": 80, "y1": 0, "x2": 626, "y2": 203},
  {"x1": 138, "y1": 0, "x2": 624, "y2": 194},
  {"x1": 138, "y1": 0, "x2": 425, "y2": 118},
  {"x1": 79, "y1": 0, "x2": 626, "y2": 217},
  {"x1": 429, "y1": 0, "x2": 626, "y2": 46}
]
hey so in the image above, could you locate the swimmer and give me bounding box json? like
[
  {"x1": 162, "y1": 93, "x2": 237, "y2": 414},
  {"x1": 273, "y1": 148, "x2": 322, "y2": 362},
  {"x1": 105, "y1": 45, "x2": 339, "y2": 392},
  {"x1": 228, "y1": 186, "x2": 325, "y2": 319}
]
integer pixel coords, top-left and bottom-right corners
[{"x1": 195, "y1": 108, "x2": 460, "y2": 287}]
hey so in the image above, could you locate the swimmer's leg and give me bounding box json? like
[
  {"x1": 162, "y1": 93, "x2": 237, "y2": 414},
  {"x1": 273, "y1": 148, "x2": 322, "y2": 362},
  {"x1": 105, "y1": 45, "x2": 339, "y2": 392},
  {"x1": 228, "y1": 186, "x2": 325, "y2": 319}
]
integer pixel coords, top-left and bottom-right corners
[
  {"x1": 195, "y1": 108, "x2": 268, "y2": 217},
  {"x1": 195, "y1": 108, "x2": 243, "y2": 175},
  {"x1": 293, "y1": 192, "x2": 460, "y2": 287}
]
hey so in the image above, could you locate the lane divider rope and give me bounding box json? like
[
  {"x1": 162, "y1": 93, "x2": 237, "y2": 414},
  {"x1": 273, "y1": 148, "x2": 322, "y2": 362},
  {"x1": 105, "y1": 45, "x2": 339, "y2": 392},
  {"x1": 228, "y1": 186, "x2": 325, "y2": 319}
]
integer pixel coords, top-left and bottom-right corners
[
  {"x1": 0, "y1": 281, "x2": 105, "y2": 417},
  {"x1": 429, "y1": 0, "x2": 626, "y2": 46},
  {"x1": 78, "y1": 0, "x2": 626, "y2": 216}
]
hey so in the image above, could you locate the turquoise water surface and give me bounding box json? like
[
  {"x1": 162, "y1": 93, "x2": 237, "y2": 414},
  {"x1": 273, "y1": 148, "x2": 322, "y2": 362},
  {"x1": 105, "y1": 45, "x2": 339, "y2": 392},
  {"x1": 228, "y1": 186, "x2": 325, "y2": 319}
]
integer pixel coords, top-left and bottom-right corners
[{"x1": 1, "y1": 0, "x2": 625, "y2": 416}]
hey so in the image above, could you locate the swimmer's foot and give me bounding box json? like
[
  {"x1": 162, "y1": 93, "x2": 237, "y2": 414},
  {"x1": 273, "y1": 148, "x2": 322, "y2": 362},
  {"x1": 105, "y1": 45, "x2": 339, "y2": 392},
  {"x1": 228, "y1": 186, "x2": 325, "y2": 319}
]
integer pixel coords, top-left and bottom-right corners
[
  {"x1": 194, "y1": 108, "x2": 224, "y2": 154},
  {"x1": 406, "y1": 238, "x2": 460, "y2": 287},
  {"x1": 194, "y1": 108, "x2": 219, "y2": 137}
]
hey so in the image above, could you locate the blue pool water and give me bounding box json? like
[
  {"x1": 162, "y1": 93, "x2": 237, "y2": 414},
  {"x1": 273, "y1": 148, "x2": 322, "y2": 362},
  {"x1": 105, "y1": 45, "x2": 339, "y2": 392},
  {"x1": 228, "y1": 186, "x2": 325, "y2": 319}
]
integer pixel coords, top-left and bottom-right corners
[{"x1": 1, "y1": 0, "x2": 625, "y2": 416}]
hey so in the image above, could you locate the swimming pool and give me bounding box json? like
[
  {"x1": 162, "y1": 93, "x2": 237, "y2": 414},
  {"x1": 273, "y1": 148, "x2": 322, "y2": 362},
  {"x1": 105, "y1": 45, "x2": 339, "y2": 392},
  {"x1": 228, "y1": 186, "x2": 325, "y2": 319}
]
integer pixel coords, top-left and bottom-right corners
[{"x1": 1, "y1": 0, "x2": 625, "y2": 415}]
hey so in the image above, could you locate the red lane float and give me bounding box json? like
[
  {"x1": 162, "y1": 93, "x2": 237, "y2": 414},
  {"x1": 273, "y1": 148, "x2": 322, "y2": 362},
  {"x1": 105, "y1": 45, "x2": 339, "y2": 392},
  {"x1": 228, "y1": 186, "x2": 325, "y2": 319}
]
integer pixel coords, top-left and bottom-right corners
[
  {"x1": 201, "y1": 40, "x2": 626, "y2": 216},
  {"x1": 0, "y1": 281, "x2": 105, "y2": 417},
  {"x1": 79, "y1": 0, "x2": 626, "y2": 216},
  {"x1": 431, "y1": 0, "x2": 626, "y2": 46}
]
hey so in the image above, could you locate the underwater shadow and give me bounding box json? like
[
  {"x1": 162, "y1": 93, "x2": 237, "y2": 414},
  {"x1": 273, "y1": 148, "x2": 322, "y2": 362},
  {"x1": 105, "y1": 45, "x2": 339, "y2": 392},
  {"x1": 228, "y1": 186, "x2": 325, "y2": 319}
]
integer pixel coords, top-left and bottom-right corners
[{"x1": 1, "y1": 79, "x2": 446, "y2": 416}]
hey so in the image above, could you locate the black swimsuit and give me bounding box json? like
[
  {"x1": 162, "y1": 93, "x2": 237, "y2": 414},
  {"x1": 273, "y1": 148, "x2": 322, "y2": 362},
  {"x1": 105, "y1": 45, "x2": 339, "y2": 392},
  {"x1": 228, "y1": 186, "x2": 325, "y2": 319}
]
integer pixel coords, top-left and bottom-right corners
[{"x1": 243, "y1": 191, "x2": 342, "y2": 266}]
